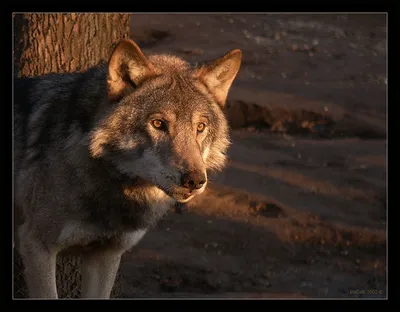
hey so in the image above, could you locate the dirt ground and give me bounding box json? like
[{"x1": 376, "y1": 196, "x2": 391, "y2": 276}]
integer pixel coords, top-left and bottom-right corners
[{"x1": 119, "y1": 13, "x2": 387, "y2": 299}]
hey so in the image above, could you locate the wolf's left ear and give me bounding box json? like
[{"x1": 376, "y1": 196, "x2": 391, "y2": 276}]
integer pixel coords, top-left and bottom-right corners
[
  {"x1": 194, "y1": 49, "x2": 242, "y2": 107},
  {"x1": 107, "y1": 39, "x2": 157, "y2": 101}
]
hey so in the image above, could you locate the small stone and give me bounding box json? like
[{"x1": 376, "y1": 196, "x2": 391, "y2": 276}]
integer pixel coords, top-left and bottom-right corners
[
  {"x1": 258, "y1": 278, "x2": 271, "y2": 287},
  {"x1": 243, "y1": 30, "x2": 251, "y2": 39},
  {"x1": 181, "y1": 48, "x2": 204, "y2": 55},
  {"x1": 300, "y1": 281, "x2": 312, "y2": 288},
  {"x1": 301, "y1": 120, "x2": 309, "y2": 128}
]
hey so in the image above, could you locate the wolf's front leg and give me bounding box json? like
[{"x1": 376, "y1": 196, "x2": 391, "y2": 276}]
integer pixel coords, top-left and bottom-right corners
[
  {"x1": 18, "y1": 224, "x2": 59, "y2": 299},
  {"x1": 80, "y1": 249, "x2": 123, "y2": 299}
]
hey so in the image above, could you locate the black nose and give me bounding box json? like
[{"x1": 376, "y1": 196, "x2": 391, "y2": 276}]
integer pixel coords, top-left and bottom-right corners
[{"x1": 181, "y1": 171, "x2": 207, "y2": 192}]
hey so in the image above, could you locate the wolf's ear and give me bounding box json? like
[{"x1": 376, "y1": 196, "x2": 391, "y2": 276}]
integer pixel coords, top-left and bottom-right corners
[
  {"x1": 107, "y1": 39, "x2": 157, "y2": 101},
  {"x1": 194, "y1": 49, "x2": 242, "y2": 107}
]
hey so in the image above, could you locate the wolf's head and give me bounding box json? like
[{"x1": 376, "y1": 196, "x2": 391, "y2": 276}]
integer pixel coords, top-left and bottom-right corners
[{"x1": 90, "y1": 39, "x2": 241, "y2": 203}]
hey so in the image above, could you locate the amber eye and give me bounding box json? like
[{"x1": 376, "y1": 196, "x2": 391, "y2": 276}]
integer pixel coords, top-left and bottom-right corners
[
  {"x1": 197, "y1": 122, "x2": 206, "y2": 133},
  {"x1": 151, "y1": 119, "x2": 164, "y2": 130}
]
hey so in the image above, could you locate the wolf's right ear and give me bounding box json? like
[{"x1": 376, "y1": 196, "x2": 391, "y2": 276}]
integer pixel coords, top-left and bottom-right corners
[{"x1": 107, "y1": 39, "x2": 157, "y2": 102}]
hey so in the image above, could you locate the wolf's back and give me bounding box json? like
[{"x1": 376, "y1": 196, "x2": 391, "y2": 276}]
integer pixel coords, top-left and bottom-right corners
[
  {"x1": 13, "y1": 77, "x2": 38, "y2": 174},
  {"x1": 13, "y1": 67, "x2": 108, "y2": 175}
]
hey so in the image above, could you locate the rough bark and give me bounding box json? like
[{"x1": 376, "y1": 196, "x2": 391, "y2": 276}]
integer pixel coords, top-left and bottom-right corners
[{"x1": 13, "y1": 13, "x2": 130, "y2": 77}]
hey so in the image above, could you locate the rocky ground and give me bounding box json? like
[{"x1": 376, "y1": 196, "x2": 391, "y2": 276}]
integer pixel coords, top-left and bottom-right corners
[{"x1": 118, "y1": 13, "x2": 387, "y2": 299}]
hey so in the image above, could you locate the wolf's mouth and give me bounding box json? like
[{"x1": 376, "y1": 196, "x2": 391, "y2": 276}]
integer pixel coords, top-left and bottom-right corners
[
  {"x1": 157, "y1": 184, "x2": 206, "y2": 203},
  {"x1": 173, "y1": 192, "x2": 196, "y2": 203},
  {"x1": 160, "y1": 188, "x2": 193, "y2": 203}
]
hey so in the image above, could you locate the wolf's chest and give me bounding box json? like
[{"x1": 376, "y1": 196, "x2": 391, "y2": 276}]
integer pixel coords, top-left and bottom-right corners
[
  {"x1": 57, "y1": 222, "x2": 148, "y2": 253},
  {"x1": 57, "y1": 187, "x2": 175, "y2": 251},
  {"x1": 121, "y1": 185, "x2": 176, "y2": 224}
]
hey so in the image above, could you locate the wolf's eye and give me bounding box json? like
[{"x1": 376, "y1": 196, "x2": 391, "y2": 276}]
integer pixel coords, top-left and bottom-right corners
[
  {"x1": 151, "y1": 119, "x2": 165, "y2": 130},
  {"x1": 197, "y1": 122, "x2": 206, "y2": 133}
]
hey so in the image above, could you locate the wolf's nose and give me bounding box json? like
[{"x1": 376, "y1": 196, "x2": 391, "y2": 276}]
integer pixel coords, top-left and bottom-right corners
[{"x1": 181, "y1": 171, "x2": 206, "y2": 192}]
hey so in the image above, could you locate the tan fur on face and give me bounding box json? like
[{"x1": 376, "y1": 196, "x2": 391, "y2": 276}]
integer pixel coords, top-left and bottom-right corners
[
  {"x1": 95, "y1": 40, "x2": 240, "y2": 190},
  {"x1": 202, "y1": 143, "x2": 211, "y2": 162},
  {"x1": 89, "y1": 129, "x2": 109, "y2": 157}
]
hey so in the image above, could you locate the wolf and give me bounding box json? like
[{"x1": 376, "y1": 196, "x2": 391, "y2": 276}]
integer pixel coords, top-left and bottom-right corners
[{"x1": 13, "y1": 38, "x2": 242, "y2": 298}]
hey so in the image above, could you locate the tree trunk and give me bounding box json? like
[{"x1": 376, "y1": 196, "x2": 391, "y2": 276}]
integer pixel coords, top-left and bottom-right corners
[
  {"x1": 13, "y1": 13, "x2": 130, "y2": 298},
  {"x1": 13, "y1": 13, "x2": 130, "y2": 77}
]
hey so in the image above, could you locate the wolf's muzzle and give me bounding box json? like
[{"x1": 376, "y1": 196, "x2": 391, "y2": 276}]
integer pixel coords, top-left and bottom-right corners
[{"x1": 180, "y1": 171, "x2": 207, "y2": 192}]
